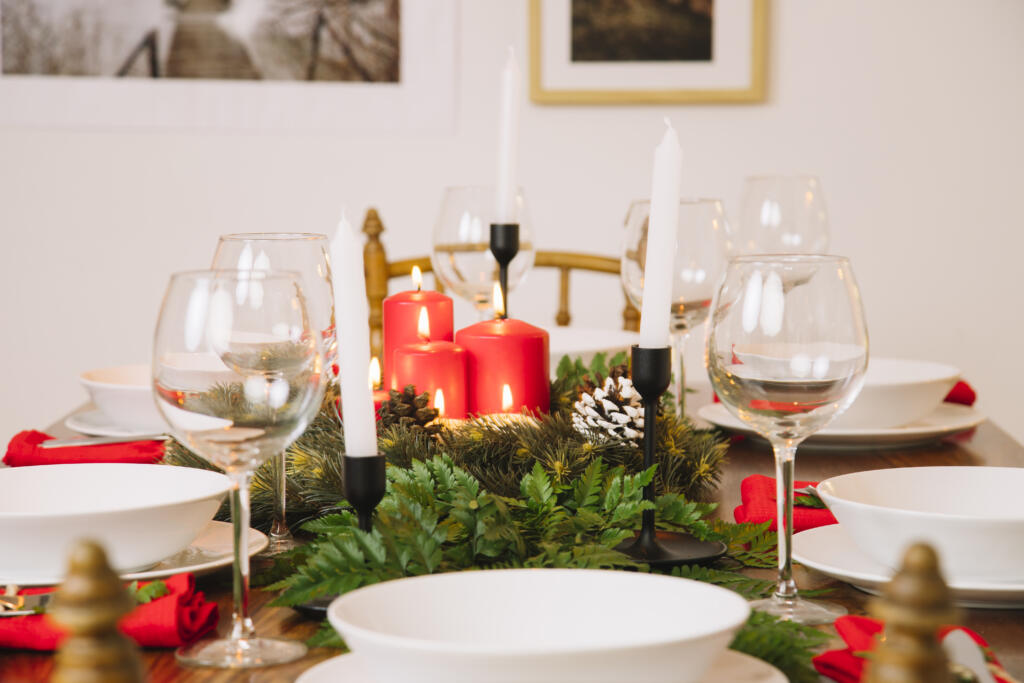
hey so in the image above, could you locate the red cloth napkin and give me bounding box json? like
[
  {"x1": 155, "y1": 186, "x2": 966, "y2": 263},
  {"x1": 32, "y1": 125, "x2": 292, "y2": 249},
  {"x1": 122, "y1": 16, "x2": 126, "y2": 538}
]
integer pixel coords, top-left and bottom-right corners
[
  {"x1": 0, "y1": 574, "x2": 218, "y2": 650},
  {"x1": 3, "y1": 430, "x2": 165, "y2": 467},
  {"x1": 733, "y1": 474, "x2": 837, "y2": 532},
  {"x1": 813, "y1": 615, "x2": 1016, "y2": 683}
]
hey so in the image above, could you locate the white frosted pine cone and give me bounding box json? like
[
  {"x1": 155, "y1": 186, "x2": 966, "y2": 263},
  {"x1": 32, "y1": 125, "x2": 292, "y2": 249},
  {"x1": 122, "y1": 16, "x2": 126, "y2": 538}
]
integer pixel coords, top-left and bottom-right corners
[{"x1": 572, "y1": 374, "x2": 644, "y2": 445}]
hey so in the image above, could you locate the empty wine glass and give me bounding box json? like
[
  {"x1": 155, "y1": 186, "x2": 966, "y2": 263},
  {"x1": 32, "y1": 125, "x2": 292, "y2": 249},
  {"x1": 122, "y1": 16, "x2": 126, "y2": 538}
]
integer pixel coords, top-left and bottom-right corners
[
  {"x1": 431, "y1": 185, "x2": 535, "y2": 318},
  {"x1": 621, "y1": 199, "x2": 731, "y2": 416},
  {"x1": 212, "y1": 233, "x2": 336, "y2": 553},
  {"x1": 706, "y1": 255, "x2": 868, "y2": 625},
  {"x1": 737, "y1": 176, "x2": 829, "y2": 254},
  {"x1": 153, "y1": 270, "x2": 324, "y2": 667}
]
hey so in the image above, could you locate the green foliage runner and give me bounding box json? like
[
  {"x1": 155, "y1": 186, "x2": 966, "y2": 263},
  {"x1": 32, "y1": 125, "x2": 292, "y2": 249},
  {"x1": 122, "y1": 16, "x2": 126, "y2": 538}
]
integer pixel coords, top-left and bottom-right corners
[{"x1": 165, "y1": 352, "x2": 829, "y2": 681}]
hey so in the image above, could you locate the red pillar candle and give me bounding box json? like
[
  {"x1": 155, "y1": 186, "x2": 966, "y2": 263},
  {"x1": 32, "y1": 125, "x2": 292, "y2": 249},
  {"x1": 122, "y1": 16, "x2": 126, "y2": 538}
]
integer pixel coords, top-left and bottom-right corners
[
  {"x1": 369, "y1": 357, "x2": 390, "y2": 419},
  {"x1": 382, "y1": 267, "x2": 454, "y2": 390},
  {"x1": 392, "y1": 308, "x2": 469, "y2": 418},
  {"x1": 456, "y1": 317, "x2": 549, "y2": 416}
]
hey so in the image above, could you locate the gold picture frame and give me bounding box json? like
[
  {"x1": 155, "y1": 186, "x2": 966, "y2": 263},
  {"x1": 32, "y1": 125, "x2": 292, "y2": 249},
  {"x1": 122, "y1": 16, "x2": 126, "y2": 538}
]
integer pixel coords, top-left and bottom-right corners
[{"x1": 530, "y1": 0, "x2": 767, "y2": 105}]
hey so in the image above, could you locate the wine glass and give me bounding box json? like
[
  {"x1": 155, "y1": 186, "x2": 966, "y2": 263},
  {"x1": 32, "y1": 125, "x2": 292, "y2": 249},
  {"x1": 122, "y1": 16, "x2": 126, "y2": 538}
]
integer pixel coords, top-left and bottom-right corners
[
  {"x1": 212, "y1": 233, "x2": 336, "y2": 553},
  {"x1": 153, "y1": 270, "x2": 324, "y2": 667},
  {"x1": 737, "y1": 176, "x2": 829, "y2": 254},
  {"x1": 621, "y1": 199, "x2": 731, "y2": 416},
  {"x1": 431, "y1": 185, "x2": 536, "y2": 318},
  {"x1": 706, "y1": 255, "x2": 868, "y2": 625}
]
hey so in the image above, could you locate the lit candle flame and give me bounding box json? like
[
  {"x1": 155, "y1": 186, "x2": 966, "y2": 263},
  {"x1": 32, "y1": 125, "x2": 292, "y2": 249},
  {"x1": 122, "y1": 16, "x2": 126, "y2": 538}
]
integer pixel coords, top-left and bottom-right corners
[
  {"x1": 493, "y1": 281, "x2": 505, "y2": 319},
  {"x1": 412, "y1": 265, "x2": 423, "y2": 291},
  {"x1": 434, "y1": 388, "x2": 446, "y2": 417},
  {"x1": 417, "y1": 306, "x2": 430, "y2": 340},
  {"x1": 501, "y1": 384, "x2": 513, "y2": 412},
  {"x1": 368, "y1": 357, "x2": 382, "y2": 391}
]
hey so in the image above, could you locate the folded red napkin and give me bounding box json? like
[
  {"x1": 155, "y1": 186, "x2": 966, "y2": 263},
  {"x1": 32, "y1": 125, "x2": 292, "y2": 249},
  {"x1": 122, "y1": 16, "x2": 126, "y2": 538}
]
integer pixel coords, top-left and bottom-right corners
[
  {"x1": 3, "y1": 430, "x2": 165, "y2": 467},
  {"x1": 733, "y1": 474, "x2": 837, "y2": 532},
  {"x1": 0, "y1": 573, "x2": 218, "y2": 650},
  {"x1": 813, "y1": 615, "x2": 1015, "y2": 683}
]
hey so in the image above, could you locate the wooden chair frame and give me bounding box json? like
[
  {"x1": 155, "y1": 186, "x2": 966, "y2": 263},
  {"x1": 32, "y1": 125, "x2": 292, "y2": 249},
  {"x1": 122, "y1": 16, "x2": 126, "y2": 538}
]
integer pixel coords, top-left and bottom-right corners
[{"x1": 360, "y1": 208, "x2": 639, "y2": 359}]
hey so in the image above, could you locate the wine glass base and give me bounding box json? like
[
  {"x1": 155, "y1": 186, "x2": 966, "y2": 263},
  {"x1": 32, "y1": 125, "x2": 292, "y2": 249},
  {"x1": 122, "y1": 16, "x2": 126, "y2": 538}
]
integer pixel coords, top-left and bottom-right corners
[
  {"x1": 262, "y1": 534, "x2": 302, "y2": 556},
  {"x1": 749, "y1": 595, "x2": 847, "y2": 625},
  {"x1": 176, "y1": 636, "x2": 307, "y2": 669}
]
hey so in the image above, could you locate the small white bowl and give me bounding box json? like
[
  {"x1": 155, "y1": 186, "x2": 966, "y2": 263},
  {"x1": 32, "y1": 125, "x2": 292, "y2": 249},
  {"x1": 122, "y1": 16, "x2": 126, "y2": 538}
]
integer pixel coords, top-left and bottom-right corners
[
  {"x1": 80, "y1": 364, "x2": 165, "y2": 432},
  {"x1": 0, "y1": 464, "x2": 230, "y2": 582},
  {"x1": 327, "y1": 568, "x2": 750, "y2": 683},
  {"x1": 829, "y1": 358, "x2": 960, "y2": 429},
  {"x1": 818, "y1": 467, "x2": 1024, "y2": 583}
]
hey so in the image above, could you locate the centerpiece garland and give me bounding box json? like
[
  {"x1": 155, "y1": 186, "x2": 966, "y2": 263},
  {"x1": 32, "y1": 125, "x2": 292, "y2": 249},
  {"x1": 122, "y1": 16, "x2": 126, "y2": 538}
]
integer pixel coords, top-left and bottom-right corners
[{"x1": 164, "y1": 352, "x2": 829, "y2": 682}]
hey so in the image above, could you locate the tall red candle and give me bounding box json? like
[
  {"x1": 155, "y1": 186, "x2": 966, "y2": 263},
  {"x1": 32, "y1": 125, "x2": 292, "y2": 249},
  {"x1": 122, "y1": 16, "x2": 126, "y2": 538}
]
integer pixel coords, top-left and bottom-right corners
[
  {"x1": 456, "y1": 316, "x2": 549, "y2": 416},
  {"x1": 382, "y1": 267, "x2": 453, "y2": 390}
]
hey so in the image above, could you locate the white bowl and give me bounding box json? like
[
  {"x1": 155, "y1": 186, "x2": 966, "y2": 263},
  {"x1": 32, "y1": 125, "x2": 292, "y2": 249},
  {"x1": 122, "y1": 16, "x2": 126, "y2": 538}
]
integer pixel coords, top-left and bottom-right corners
[
  {"x1": 327, "y1": 568, "x2": 750, "y2": 683},
  {"x1": 0, "y1": 464, "x2": 230, "y2": 582},
  {"x1": 829, "y1": 358, "x2": 959, "y2": 429},
  {"x1": 817, "y1": 467, "x2": 1024, "y2": 583},
  {"x1": 80, "y1": 364, "x2": 165, "y2": 432}
]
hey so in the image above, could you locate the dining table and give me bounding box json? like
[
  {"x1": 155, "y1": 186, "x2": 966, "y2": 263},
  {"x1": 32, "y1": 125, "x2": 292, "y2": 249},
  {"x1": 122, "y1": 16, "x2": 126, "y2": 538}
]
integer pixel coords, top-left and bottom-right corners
[{"x1": 1, "y1": 415, "x2": 1022, "y2": 682}]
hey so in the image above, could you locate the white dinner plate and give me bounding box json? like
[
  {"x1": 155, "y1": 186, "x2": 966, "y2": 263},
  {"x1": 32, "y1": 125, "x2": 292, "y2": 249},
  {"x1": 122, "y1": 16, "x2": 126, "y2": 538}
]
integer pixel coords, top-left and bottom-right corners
[
  {"x1": 65, "y1": 409, "x2": 164, "y2": 438},
  {"x1": 7, "y1": 520, "x2": 268, "y2": 586},
  {"x1": 296, "y1": 649, "x2": 786, "y2": 683},
  {"x1": 697, "y1": 402, "x2": 984, "y2": 448},
  {"x1": 793, "y1": 524, "x2": 1024, "y2": 609}
]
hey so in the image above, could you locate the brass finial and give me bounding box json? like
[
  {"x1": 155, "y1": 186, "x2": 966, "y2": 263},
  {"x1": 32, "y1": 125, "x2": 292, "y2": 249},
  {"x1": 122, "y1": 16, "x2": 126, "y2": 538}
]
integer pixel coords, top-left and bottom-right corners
[
  {"x1": 362, "y1": 207, "x2": 384, "y2": 238},
  {"x1": 50, "y1": 540, "x2": 144, "y2": 683},
  {"x1": 865, "y1": 543, "x2": 958, "y2": 683}
]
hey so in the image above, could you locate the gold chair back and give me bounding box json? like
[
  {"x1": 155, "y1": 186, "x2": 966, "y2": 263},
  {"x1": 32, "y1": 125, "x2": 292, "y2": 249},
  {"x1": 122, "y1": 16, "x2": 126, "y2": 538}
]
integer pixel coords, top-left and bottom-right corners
[{"x1": 360, "y1": 208, "x2": 640, "y2": 359}]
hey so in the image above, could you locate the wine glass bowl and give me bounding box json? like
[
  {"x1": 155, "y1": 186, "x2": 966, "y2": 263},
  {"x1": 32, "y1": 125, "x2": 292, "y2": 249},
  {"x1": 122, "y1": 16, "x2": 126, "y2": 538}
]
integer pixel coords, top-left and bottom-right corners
[
  {"x1": 621, "y1": 199, "x2": 730, "y2": 415},
  {"x1": 152, "y1": 270, "x2": 323, "y2": 667},
  {"x1": 706, "y1": 254, "x2": 868, "y2": 624},
  {"x1": 737, "y1": 176, "x2": 829, "y2": 255},
  {"x1": 431, "y1": 185, "x2": 535, "y2": 314}
]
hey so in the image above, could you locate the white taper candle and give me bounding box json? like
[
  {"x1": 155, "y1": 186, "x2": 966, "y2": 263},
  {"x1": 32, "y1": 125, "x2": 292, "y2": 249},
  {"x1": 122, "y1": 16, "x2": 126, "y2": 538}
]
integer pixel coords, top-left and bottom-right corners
[
  {"x1": 639, "y1": 120, "x2": 682, "y2": 348},
  {"x1": 330, "y1": 211, "x2": 378, "y2": 457},
  {"x1": 495, "y1": 46, "x2": 521, "y2": 224}
]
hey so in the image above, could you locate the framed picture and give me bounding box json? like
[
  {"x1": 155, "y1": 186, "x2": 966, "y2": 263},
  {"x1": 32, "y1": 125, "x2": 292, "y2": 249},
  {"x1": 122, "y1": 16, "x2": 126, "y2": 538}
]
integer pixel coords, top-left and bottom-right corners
[
  {"x1": 529, "y1": 0, "x2": 767, "y2": 105},
  {"x1": 0, "y1": 0, "x2": 455, "y2": 133}
]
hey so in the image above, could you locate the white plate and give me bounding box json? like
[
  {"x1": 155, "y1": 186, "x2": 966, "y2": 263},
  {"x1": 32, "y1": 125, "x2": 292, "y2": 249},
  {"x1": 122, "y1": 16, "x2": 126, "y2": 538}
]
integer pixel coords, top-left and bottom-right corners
[
  {"x1": 65, "y1": 409, "x2": 164, "y2": 438},
  {"x1": 792, "y1": 524, "x2": 1024, "y2": 609},
  {"x1": 8, "y1": 520, "x2": 268, "y2": 586},
  {"x1": 697, "y1": 402, "x2": 984, "y2": 448},
  {"x1": 296, "y1": 649, "x2": 786, "y2": 683}
]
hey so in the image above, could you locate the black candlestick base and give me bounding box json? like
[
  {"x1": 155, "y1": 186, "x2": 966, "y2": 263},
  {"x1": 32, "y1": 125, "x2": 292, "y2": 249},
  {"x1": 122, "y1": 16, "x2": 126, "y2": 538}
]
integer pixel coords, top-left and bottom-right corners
[
  {"x1": 620, "y1": 346, "x2": 726, "y2": 568},
  {"x1": 343, "y1": 454, "x2": 386, "y2": 532},
  {"x1": 489, "y1": 223, "x2": 519, "y2": 318}
]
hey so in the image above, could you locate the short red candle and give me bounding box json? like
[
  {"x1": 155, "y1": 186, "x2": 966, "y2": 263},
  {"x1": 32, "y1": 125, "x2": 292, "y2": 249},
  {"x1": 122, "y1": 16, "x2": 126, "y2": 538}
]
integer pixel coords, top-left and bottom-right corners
[
  {"x1": 382, "y1": 279, "x2": 453, "y2": 389},
  {"x1": 392, "y1": 341, "x2": 468, "y2": 418},
  {"x1": 456, "y1": 318, "x2": 549, "y2": 415}
]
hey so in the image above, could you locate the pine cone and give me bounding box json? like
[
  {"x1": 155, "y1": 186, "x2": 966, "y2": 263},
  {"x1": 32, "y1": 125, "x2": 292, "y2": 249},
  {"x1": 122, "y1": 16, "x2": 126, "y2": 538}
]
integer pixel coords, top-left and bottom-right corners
[
  {"x1": 572, "y1": 365, "x2": 644, "y2": 445},
  {"x1": 379, "y1": 385, "x2": 443, "y2": 437}
]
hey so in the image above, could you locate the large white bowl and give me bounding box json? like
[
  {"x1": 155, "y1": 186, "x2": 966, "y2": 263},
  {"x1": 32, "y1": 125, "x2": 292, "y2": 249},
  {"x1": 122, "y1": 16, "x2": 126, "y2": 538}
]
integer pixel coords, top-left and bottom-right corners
[
  {"x1": 80, "y1": 364, "x2": 165, "y2": 432},
  {"x1": 327, "y1": 568, "x2": 750, "y2": 683},
  {"x1": 829, "y1": 358, "x2": 960, "y2": 429},
  {"x1": 818, "y1": 466, "x2": 1024, "y2": 583},
  {"x1": 0, "y1": 464, "x2": 231, "y2": 582}
]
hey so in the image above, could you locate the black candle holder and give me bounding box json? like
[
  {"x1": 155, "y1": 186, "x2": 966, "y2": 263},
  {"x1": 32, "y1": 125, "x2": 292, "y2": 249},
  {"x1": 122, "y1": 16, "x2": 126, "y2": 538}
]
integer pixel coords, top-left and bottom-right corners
[
  {"x1": 489, "y1": 223, "x2": 519, "y2": 319},
  {"x1": 619, "y1": 345, "x2": 727, "y2": 568},
  {"x1": 343, "y1": 454, "x2": 386, "y2": 532}
]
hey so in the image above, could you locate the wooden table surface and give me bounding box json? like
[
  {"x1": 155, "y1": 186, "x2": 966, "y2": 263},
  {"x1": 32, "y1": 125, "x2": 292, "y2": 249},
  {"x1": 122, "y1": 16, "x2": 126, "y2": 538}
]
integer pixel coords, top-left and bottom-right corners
[{"x1": 2, "y1": 420, "x2": 1022, "y2": 681}]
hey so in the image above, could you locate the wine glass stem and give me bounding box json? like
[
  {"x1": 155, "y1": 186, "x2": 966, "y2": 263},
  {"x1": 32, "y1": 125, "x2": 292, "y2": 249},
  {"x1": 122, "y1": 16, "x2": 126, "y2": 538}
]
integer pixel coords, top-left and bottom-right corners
[
  {"x1": 269, "y1": 452, "x2": 290, "y2": 540},
  {"x1": 228, "y1": 468, "x2": 256, "y2": 641},
  {"x1": 669, "y1": 330, "x2": 688, "y2": 418},
  {"x1": 771, "y1": 440, "x2": 798, "y2": 601}
]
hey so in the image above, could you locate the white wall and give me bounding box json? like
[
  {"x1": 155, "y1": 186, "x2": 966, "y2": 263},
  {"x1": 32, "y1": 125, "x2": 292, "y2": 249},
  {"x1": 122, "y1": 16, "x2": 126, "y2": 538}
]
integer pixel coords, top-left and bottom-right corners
[{"x1": 2, "y1": 0, "x2": 1023, "y2": 445}]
